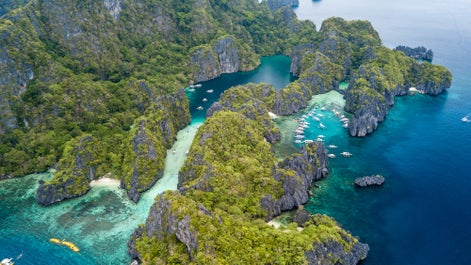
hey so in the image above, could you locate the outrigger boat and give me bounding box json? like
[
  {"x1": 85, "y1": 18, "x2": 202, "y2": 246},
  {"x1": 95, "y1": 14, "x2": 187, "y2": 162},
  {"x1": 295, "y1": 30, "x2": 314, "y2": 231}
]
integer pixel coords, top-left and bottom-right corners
[{"x1": 1, "y1": 258, "x2": 14, "y2": 265}]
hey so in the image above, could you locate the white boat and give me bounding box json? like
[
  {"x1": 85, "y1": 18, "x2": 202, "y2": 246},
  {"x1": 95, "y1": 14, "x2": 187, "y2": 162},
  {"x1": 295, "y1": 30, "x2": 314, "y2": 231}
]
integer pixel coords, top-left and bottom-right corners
[
  {"x1": 328, "y1": 145, "x2": 338, "y2": 149},
  {"x1": 320, "y1": 107, "x2": 326, "y2": 111},
  {"x1": 1, "y1": 258, "x2": 14, "y2": 265},
  {"x1": 340, "y1": 151, "x2": 352, "y2": 157},
  {"x1": 342, "y1": 123, "x2": 349, "y2": 128},
  {"x1": 317, "y1": 113, "x2": 324, "y2": 117},
  {"x1": 202, "y1": 98, "x2": 208, "y2": 102},
  {"x1": 196, "y1": 106, "x2": 204, "y2": 110},
  {"x1": 319, "y1": 123, "x2": 326, "y2": 129},
  {"x1": 194, "y1": 84, "x2": 202, "y2": 87},
  {"x1": 295, "y1": 135, "x2": 305, "y2": 139},
  {"x1": 187, "y1": 88, "x2": 195, "y2": 92},
  {"x1": 304, "y1": 139, "x2": 314, "y2": 144},
  {"x1": 327, "y1": 154, "x2": 336, "y2": 158},
  {"x1": 462, "y1": 114, "x2": 471, "y2": 122},
  {"x1": 317, "y1": 134, "x2": 325, "y2": 138},
  {"x1": 206, "y1": 89, "x2": 214, "y2": 93},
  {"x1": 313, "y1": 116, "x2": 320, "y2": 122},
  {"x1": 315, "y1": 137, "x2": 324, "y2": 142},
  {"x1": 294, "y1": 140, "x2": 303, "y2": 144}
]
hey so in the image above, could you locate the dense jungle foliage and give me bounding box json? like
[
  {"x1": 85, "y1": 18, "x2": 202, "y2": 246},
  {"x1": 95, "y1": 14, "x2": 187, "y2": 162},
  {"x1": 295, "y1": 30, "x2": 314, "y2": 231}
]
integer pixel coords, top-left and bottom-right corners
[{"x1": 0, "y1": 0, "x2": 317, "y2": 180}]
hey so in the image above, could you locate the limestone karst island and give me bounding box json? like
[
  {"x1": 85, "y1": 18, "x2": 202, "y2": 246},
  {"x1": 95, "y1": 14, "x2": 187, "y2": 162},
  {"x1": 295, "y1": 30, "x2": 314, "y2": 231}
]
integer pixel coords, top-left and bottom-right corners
[{"x1": 0, "y1": 0, "x2": 452, "y2": 264}]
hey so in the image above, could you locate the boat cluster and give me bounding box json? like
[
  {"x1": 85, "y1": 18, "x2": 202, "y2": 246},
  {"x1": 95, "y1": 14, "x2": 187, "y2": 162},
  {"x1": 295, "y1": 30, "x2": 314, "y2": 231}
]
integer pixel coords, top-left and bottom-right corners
[
  {"x1": 291, "y1": 107, "x2": 353, "y2": 158},
  {"x1": 332, "y1": 108, "x2": 349, "y2": 128},
  {"x1": 186, "y1": 83, "x2": 202, "y2": 92}
]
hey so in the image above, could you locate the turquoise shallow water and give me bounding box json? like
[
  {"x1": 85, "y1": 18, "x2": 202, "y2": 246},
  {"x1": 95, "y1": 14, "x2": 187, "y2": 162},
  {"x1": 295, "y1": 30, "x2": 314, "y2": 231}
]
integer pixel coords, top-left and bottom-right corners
[
  {"x1": 2, "y1": 1, "x2": 471, "y2": 263},
  {"x1": 0, "y1": 56, "x2": 293, "y2": 264}
]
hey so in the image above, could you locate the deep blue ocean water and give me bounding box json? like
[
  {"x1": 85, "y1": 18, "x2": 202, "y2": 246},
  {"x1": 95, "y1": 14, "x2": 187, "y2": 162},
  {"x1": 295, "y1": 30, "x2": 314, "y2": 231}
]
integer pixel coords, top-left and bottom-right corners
[
  {"x1": 294, "y1": 0, "x2": 471, "y2": 264},
  {"x1": 1, "y1": 1, "x2": 470, "y2": 264}
]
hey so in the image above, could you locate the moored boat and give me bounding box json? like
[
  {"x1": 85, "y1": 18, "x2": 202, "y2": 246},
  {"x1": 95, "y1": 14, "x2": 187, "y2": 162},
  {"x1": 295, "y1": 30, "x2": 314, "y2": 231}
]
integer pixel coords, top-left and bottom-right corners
[{"x1": 1, "y1": 258, "x2": 14, "y2": 265}]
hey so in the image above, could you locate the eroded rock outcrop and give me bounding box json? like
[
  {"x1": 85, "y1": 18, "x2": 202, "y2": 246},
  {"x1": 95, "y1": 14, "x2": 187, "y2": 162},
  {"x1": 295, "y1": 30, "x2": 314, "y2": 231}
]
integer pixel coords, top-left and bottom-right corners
[
  {"x1": 345, "y1": 47, "x2": 452, "y2": 136},
  {"x1": 267, "y1": 0, "x2": 299, "y2": 12},
  {"x1": 355, "y1": 175, "x2": 385, "y2": 187},
  {"x1": 395, "y1": 45, "x2": 433, "y2": 61},
  {"x1": 262, "y1": 142, "x2": 329, "y2": 220},
  {"x1": 128, "y1": 193, "x2": 200, "y2": 262},
  {"x1": 36, "y1": 135, "x2": 98, "y2": 205},
  {"x1": 122, "y1": 90, "x2": 190, "y2": 202},
  {"x1": 191, "y1": 37, "x2": 257, "y2": 82}
]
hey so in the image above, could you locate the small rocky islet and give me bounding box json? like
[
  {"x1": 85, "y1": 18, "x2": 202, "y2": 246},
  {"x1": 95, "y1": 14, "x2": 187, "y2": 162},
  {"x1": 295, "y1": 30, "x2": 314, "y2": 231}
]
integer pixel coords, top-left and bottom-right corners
[
  {"x1": 355, "y1": 175, "x2": 386, "y2": 187},
  {"x1": 0, "y1": 0, "x2": 452, "y2": 264}
]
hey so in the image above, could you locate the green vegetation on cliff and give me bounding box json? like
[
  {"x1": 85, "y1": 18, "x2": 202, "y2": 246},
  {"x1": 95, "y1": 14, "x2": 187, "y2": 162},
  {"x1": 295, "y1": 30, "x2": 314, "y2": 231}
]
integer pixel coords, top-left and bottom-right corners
[
  {"x1": 134, "y1": 192, "x2": 362, "y2": 265},
  {"x1": 131, "y1": 109, "x2": 365, "y2": 264},
  {"x1": 180, "y1": 111, "x2": 282, "y2": 218},
  {"x1": 0, "y1": 0, "x2": 316, "y2": 185}
]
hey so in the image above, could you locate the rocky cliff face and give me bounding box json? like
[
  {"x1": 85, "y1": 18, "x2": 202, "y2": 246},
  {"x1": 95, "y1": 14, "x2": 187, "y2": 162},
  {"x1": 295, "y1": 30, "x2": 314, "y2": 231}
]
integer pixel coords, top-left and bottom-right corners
[
  {"x1": 345, "y1": 48, "x2": 452, "y2": 136},
  {"x1": 130, "y1": 111, "x2": 367, "y2": 264},
  {"x1": 191, "y1": 37, "x2": 245, "y2": 82},
  {"x1": 306, "y1": 239, "x2": 369, "y2": 265},
  {"x1": 267, "y1": 0, "x2": 300, "y2": 12},
  {"x1": 122, "y1": 119, "x2": 164, "y2": 203},
  {"x1": 128, "y1": 193, "x2": 201, "y2": 262},
  {"x1": 0, "y1": 27, "x2": 35, "y2": 134},
  {"x1": 36, "y1": 135, "x2": 98, "y2": 205},
  {"x1": 395, "y1": 45, "x2": 433, "y2": 61},
  {"x1": 272, "y1": 83, "x2": 311, "y2": 116},
  {"x1": 36, "y1": 177, "x2": 89, "y2": 206},
  {"x1": 297, "y1": 52, "x2": 344, "y2": 95},
  {"x1": 261, "y1": 142, "x2": 329, "y2": 220},
  {"x1": 290, "y1": 44, "x2": 316, "y2": 76},
  {"x1": 122, "y1": 90, "x2": 190, "y2": 202}
]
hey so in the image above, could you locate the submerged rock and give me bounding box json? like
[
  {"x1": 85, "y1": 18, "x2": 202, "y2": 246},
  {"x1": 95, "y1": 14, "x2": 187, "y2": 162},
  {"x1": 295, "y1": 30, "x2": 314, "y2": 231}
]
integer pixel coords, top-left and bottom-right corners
[{"x1": 354, "y1": 175, "x2": 385, "y2": 187}]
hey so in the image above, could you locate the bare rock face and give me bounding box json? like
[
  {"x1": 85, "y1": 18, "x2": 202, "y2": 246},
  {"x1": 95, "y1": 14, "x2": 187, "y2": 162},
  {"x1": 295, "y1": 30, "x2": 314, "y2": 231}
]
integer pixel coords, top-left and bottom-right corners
[
  {"x1": 395, "y1": 45, "x2": 433, "y2": 61},
  {"x1": 128, "y1": 193, "x2": 201, "y2": 262},
  {"x1": 306, "y1": 239, "x2": 369, "y2": 265},
  {"x1": 261, "y1": 142, "x2": 329, "y2": 220},
  {"x1": 191, "y1": 37, "x2": 240, "y2": 82},
  {"x1": 0, "y1": 40, "x2": 34, "y2": 133},
  {"x1": 267, "y1": 0, "x2": 299, "y2": 12},
  {"x1": 355, "y1": 175, "x2": 385, "y2": 187},
  {"x1": 103, "y1": 0, "x2": 121, "y2": 20}
]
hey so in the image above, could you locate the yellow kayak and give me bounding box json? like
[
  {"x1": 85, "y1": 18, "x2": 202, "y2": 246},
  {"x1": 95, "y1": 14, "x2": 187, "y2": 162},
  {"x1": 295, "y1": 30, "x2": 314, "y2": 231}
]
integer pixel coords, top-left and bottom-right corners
[{"x1": 49, "y1": 238, "x2": 80, "y2": 252}]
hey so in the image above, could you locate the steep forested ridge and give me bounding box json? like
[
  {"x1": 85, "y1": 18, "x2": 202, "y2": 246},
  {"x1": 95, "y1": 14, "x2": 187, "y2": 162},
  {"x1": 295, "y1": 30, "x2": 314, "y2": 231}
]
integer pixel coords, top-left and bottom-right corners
[
  {"x1": 0, "y1": 0, "x2": 453, "y2": 264},
  {"x1": 0, "y1": 0, "x2": 317, "y2": 202}
]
